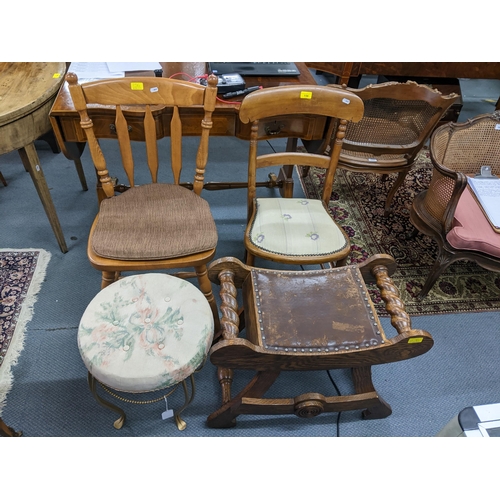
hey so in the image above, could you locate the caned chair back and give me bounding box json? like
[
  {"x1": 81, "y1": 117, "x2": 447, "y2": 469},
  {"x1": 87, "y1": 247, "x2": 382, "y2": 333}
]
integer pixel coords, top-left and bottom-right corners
[
  {"x1": 339, "y1": 80, "x2": 459, "y2": 159},
  {"x1": 426, "y1": 111, "x2": 500, "y2": 231}
]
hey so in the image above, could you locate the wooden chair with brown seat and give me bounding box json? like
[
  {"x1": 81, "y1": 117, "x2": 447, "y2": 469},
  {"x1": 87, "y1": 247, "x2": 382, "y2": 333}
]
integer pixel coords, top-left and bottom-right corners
[
  {"x1": 238, "y1": 84, "x2": 364, "y2": 267},
  {"x1": 205, "y1": 254, "x2": 433, "y2": 428},
  {"x1": 410, "y1": 111, "x2": 500, "y2": 299},
  {"x1": 304, "y1": 80, "x2": 459, "y2": 216},
  {"x1": 66, "y1": 72, "x2": 221, "y2": 333}
]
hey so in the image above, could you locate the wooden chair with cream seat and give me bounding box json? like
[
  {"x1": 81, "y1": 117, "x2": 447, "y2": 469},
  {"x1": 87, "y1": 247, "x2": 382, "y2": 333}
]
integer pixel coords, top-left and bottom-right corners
[
  {"x1": 205, "y1": 254, "x2": 433, "y2": 428},
  {"x1": 303, "y1": 81, "x2": 459, "y2": 216},
  {"x1": 238, "y1": 85, "x2": 364, "y2": 267},
  {"x1": 410, "y1": 111, "x2": 500, "y2": 299},
  {"x1": 66, "y1": 72, "x2": 220, "y2": 333}
]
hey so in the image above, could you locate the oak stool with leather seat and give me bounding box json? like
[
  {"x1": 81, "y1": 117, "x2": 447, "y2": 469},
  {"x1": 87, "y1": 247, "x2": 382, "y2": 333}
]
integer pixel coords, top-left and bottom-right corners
[{"x1": 205, "y1": 255, "x2": 433, "y2": 428}]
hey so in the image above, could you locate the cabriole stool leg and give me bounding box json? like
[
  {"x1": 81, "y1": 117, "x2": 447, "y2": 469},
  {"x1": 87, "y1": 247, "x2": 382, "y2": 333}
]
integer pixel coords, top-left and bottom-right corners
[
  {"x1": 174, "y1": 374, "x2": 196, "y2": 431},
  {"x1": 87, "y1": 372, "x2": 126, "y2": 430}
]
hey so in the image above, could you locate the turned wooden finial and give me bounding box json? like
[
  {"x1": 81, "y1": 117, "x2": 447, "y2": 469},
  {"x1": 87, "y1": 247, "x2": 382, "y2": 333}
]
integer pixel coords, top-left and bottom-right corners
[
  {"x1": 207, "y1": 73, "x2": 219, "y2": 89},
  {"x1": 66, "y1": 72, "x2": 78, "y2": 85}
]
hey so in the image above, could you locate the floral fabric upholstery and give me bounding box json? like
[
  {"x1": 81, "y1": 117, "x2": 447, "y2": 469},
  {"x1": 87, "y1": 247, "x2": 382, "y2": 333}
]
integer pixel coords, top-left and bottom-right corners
[
  {"x1": 249, "y1": 198, "x2": 348, "y2": 256},
  {"x1": 78, "y1": 274, "x2": 214, "y2": 393}
]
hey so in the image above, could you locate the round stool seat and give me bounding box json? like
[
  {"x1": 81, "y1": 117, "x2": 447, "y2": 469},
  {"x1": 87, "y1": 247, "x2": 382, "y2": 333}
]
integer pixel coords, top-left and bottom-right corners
[{"x1": 78, "y1": 274, "x2": 214, "y2": 394}]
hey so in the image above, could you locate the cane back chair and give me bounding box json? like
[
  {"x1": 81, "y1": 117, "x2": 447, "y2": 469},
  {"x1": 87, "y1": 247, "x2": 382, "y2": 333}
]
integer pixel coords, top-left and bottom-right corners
[
  {"x1": 324, "y1": 81, "x2": 459, "y2": 215},
  {"x1": 238, "y1": 85, "x2": 364, "y2": 267},
  {"x1": 205, "y1": 255, "x2": 433, "y2": 428},
  {"x1": 66, "y1": 72, "x2": 220, "y2": 332},
  {"x1": 410, "y1": 111, "x2": 500, "y2": 299}
]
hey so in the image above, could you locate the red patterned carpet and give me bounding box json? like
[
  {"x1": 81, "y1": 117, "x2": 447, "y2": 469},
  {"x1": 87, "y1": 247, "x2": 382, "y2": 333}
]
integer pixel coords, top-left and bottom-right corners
[{"x1": 299, "y1": 150, "x2": 500, "y2": 316}]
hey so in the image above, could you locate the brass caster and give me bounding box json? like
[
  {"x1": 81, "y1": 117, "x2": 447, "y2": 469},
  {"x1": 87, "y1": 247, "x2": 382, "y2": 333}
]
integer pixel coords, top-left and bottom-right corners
[
  {"x1": 175, "y1": 414, "x2": 187, "y2": 431},
  {"x1": 113, "y1": 415, "x2": 125, "y2": 429}
]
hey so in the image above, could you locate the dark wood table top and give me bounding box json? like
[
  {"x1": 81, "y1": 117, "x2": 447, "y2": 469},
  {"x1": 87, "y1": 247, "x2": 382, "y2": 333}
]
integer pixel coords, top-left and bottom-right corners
[{"x1": 305, "y1": 62, "x2": 500, "y2": 83}]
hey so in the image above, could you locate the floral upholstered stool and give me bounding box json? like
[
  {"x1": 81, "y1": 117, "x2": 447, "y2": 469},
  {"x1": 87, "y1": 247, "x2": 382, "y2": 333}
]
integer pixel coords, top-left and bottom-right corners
[{"x1": 78, "y1": 273, "x2": 215, "y2": 431}]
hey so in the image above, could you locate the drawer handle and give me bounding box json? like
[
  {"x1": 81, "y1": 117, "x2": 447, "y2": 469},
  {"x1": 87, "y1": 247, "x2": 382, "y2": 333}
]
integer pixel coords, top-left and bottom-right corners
[
  {"x1": 264, "y1": 122, "x2": 284, "y2": 136},
  {"x1": 109, "y1": 124, "x2": 132, "y2": 134}
]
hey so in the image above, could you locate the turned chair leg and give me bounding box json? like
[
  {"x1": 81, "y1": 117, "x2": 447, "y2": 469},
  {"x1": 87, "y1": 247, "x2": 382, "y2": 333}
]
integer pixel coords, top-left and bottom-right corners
[{"x1": 100, "y1": 270, "x2": 117, "y2": 289}]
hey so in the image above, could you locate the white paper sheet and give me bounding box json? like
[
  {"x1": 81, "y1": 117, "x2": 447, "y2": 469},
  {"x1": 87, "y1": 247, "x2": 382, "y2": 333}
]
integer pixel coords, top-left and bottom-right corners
[
  {"x1": 106, "y1": 62, "x2": 161, "y2": 72},
  {"x1": 468, "y1": 176, "x2": 500, "y2": 227},
  {"x1": 68, "y1": 62, "x2": 124, "y2": 82}
]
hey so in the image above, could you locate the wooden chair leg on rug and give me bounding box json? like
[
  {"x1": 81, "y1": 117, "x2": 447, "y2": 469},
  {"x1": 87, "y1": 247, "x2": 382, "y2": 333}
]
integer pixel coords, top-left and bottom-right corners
[
  {"x1": 384, "y1": 170, "x2": 409, "y2": 216},
  {"x1": 0, "y1": 416, "x2": 22, "y2": 437}
]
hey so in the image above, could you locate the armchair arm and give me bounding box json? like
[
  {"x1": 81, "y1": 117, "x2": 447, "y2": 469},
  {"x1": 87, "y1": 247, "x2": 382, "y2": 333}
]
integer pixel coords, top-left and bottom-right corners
[{"x1": 428, "y1": 147, "x2": 468, "y2": 234}]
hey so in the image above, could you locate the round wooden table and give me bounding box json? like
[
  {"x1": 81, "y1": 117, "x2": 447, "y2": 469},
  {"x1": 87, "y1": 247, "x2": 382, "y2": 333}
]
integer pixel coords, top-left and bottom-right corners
[{"x1": 0, "y1": 62, "x2": 77, "y2": 253}]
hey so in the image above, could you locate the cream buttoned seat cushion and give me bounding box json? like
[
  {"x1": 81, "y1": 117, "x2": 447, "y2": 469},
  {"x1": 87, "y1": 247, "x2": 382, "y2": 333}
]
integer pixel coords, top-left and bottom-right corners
[
  {"x1": 78, "y1": 274, "x2": 214, "y2": 393},
  {"x1": 249, "y1": 198, "x2": 349, "y2": 256}
]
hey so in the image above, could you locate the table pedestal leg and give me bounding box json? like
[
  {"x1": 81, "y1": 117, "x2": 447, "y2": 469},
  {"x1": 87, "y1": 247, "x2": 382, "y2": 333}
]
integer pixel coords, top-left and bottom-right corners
[{"x1": 18, "y1": 142, "x2": 68, "y2": 253}]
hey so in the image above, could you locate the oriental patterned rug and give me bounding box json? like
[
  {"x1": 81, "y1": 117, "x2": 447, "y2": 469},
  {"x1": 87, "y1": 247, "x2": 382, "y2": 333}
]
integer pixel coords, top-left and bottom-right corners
[
  {"x1": 0, "y1": 249, "x2": 50, "y2": 412},
  {"x1": 299, "y1": 150, "x2": 500, "y2": 316}
]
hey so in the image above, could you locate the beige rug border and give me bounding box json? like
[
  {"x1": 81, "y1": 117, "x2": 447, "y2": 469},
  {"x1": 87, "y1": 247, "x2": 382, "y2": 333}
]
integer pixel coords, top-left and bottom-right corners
[{"x1": 0, "y1": 248, "x2": 51, "y2": 414}]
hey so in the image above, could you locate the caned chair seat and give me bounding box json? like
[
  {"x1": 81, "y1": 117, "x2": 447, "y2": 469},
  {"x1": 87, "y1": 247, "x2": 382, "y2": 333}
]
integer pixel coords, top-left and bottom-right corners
[
  {"x1": 91, "y1": 184, "x2": 218, "y2": 261},
  {"x1": 339, "y1": 150, "x2": 409, "y2": 165},
  {"x1": 78, "y1": 273, "x2": 214, "y2": 430},
  {"x1": 248, "y1": 198, "x2": 349, "y2": 258}
]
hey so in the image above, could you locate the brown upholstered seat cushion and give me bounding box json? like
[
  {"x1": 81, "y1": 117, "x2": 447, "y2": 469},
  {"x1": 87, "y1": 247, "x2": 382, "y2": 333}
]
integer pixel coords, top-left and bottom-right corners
[
  {"x1": 446, "y1": 187, "x2": 500, "y2": 258},
  {"x1": 91, "y1": 183, "x2": 218, "y2": 260}
]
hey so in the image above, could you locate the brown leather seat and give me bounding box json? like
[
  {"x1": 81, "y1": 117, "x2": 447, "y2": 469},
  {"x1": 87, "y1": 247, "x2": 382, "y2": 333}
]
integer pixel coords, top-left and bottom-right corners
[{"x1": 205, "y1": 255, "x2": 433, "y2": 428}]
